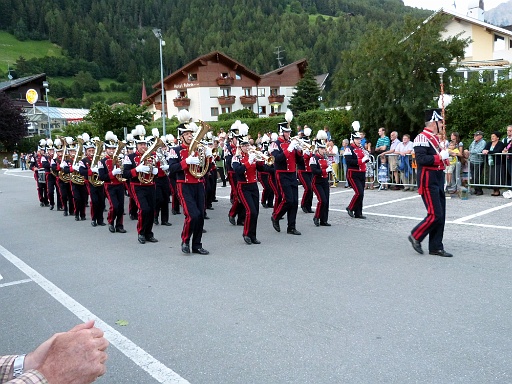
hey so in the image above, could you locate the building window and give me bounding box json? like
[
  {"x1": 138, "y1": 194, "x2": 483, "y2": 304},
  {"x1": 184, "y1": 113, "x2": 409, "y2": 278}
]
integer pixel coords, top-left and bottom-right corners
[
  {"x1": 270, "y1": 88, "x2": 279, "y2": 96},
  {"x1": 257, "y1": 88, "x2": 265, "y2": 97},
  {"x1": 211, "y1": 107, "x2": 219, "y2": 117},
  {"x1": 221, "y1": 88, "x2": 231, "y2": 97},
  {"x1": 258, "y1": 106, "x2": 267, "y2": 115},
  {"x1": 220, "y1": 72, "x2": 229, "y2": 78},
  {"x1": 188, "y1": 73, "x2": 197, "y2": 81},
  {"x1": 494, "y1": 34, "x2": 505, "y2": 51},
  {"x1": 221, "y1": 106, "x2": 231, "y2": 114},
  {"x1": 235, "y1": 72, "x2": 242, "y2": 80},
  {"x1": 178, "y1": 90, "x2": 187, "y2": 98},
  {"x1": 243, "y1": 88, "x2": 251, "y2": 96},
  {"x1": 270, "y1": 104, "x2": 281, "y2": 114},
  {"x1": 243, "y1": 105, "x2": 253, "y2": 112}
]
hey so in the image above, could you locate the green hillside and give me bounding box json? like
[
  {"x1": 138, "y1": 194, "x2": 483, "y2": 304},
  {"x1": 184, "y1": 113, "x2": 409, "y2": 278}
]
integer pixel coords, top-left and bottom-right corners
[{"x1": 0, "y1": 31, "x2": 62, "y2": 69}]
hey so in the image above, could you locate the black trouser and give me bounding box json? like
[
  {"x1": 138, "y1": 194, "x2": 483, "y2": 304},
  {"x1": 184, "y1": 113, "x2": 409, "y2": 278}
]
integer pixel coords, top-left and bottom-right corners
[
  {"x1": 169, "y1": 174, "x2": 180, "y2": 213},
  {"x1": 258, "y1": 171, "x2": 274, "y2": 207},
  {"x1": 47, "y1": 173, "x2": 61, "y2": 208},
  {"x1": 312, "y1": 178, "x2": 330, "y2": 223},
  {"x1": 72, "y1": 183, "x2": 88, "y2": 219},
  {"x1": 58, "y1": 180, "x2": 74, "y2": 214},
  {"x1": 126, "y1": 181, "x2": 138, "y2": 217},
  {"x1": 87, "y1": 183, "x2": 105, "y2": 224},
  {"x1": 347, "y1": 170, "x2": 365, "y2": 217},
  {"x1": 105, "y1": 183, "x2": 125, "y2": 229},
  {"x1": 130, "y1": 183, "x2": 156, "y2": 237},
  {"x1": 177, "y1": 182, "x2": 205, "y2": 250},
  {"x1": 34, "y1": 171, "x2": 48, "y2": 205},
  {"x1": 228, "y1": 171, "x2": 245, "y2": 223},
  {"x1": 155, "y1": 176, "x2": 170, "y2": 223},
  {"x1": 206, "y1": 170, "x2": 216, "y2": 208},
  {"x1": 298, "y1": 170, "x2": 313, "y2": 210},
  {"x1": 238, "y1": 182, "x2": 259, "y2": 240},
  {"x1": 272, "y1": 171, "x2": 299, "y2": 229},
  {"x1": 470, "y1": 162, "x2": 484, "y2": 193},
  {"x1": 217, "y1": 166, "x2": 226, "y2": 186},
  {"x1": 411, "y1": 169, "x2": 446, "y2": 252}
]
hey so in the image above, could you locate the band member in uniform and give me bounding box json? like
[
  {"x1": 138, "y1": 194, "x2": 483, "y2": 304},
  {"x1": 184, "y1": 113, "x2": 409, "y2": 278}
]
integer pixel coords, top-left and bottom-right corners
[
  {"x1": 125, "y1": 134, "x2": 139, "y2": 220},
  {"x1": 30, "y1": 139, "x2": 49, "y2": 207},
  {"x1": 123, "y1": 125, "x2": 159, "y2": 244},
  {"x1": 269, "y1": 110, "x2": 302, "y2": 235},
  {"x1": 42, "y1": 139, "x2": 62, "y2": 211},
  {"x1": 205, "y1": 137, "x2": 218, "y2": 209},
  {"x1": 257, "y1": 134, "x2": 275, "y2": 209},
  {"x1": 56, "y1": 137, "x2": 76, "y2": 217},
  {"x1": 232, "y1": 133, "x2": 264, "y2": 244},
  {"x1": 226, "y1": 121, "x2": 245, "y2": 226},
  {"x1": 310, "y1": 131, "x2": 331, "y2": 226},
  {"x1": 298, "y1": 127, "x2": 314, "y2": 213},
  {"x1": 99, "y1": 131, "x2": 126, "y2": 233},
  {"x1": 69, "y1": 133, "x2": 89, "y2": 221},
  {"x1": 168, "y1": 110, "x2": 209, "y2": 255},
  {"x1": 166, "y1": 134, "x2": 181, "y2": 215},
  {"x1": 50, "y1": 138, "x2": 67, "y2": 213},
  {"x1": 409, "y1": 110, "x2": 453, "y2": 257},
  {"x1": 79, "y1": 136, "x2": 106, "y2": 227},
  {"x1": 344, "y1": 122, "x2": 370, "y2": 219},
  {"x1": 151, "y1": 129, "x2": 172, "y2": 227}
]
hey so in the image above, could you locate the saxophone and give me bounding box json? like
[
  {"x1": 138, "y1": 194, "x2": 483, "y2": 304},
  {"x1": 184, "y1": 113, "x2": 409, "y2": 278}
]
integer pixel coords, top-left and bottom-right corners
[
  {"x1": 71, "y1": 138, "x2": 85, "y2": 185},
  {"x1": 138, "y1": 137, "x2": 166, "y2": 184},
  {"x1": 58, "y1": 136, "x2": 71, "y2": 182},
  {"x1": 112, "y1": 141, "x2": 126, "y2": 182},
  {"x1": 88, "y1": 139, "x2": 104, "y2": 187},
  {"x1": 188, "y1": 120, "x2": 211, "y2": 178}
]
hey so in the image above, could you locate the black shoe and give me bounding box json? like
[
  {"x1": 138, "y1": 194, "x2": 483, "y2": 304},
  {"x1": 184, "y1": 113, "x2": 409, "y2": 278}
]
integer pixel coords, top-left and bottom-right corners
[
  {"x1": 320, "y1": 222, "x2": 331, "y2": 226},
  {"x1": 236, "y1": 221, "x2": 244, "y2": 226},
  {"x1": 346, "y1": 207, "x2": 355, "y2": 218},
  {"x1": 63, "y1": 211, "x2": 68, "y2": 217},
  {"x1": 262, "y1": 202, "x2": 268, "y2": 208},
  {"x1": 154, "y1": 218, "x2": 159, "y2": 225},
  {"x1": 161, "y1": 221, "x2": 172, "y2": 226},
  {"x1": 49, "y1": 205, "x2": 54, "y2": 210},
  {"x1": 429, "y1": 249, "x2": 453, "y2": 257},
  {"x1": 116, "y1": 227, "x2": 127, "y2": 233},
  {"x1": 271, "y1": 217, "x2": 281, "y2": 232},
  {"x1": 192, "y1": 247, "x2": 209, "y2": 255},
  {"x1": 408, "y1": 235, "x2": 423, "y2": 254},
  {"x1": 98, "y1": 222, "x2": 106, "y2": 226},
  {"x1": 243, "y1": 236, "x2": 252, "y2": 245},
  {"x1": 207, "y1": 206, "x2": 214, "y2": 210},
  {"x1": 287, "y1": 228, "x2": 301, "y2": 235},
  {"x1": 40, "y1": 202, "x2": 44, "y2": 207},
  {"x1": 204, "y1": 213, "x2": 210, "y2": 219},
  {"x1": 251, "y1": 238, "x2": 261, "y2": 244},
  {"x1": 229, "y1": 216, "x2": 236, "y2": 225},
  {"x1": 307, "y1": 208, "x2": 314, "y2": 213},
  {"x1": 171, "y1": 210, "x2": 178, "y2": 215},
  {"x1": 202, "y1": 229, "x2": 207, "y2": 233},
  {"x1": 57, "y1": 207, "x2": 64, "y2": 211},
  {"x1": 44, "y1": 203, "x2": 50, "y2": 207},
  {"x1": 212, "y1": 199, "x2": 218, "y2": 202},
  {"x1": 80, "y1": 217, "x2": 86, "y2": 221},
  {"x1": 138, "y1": 234, "x2": 146, "y2": 244},
  {"x1": 181, "y1": 242, "x2": 190, "y2": 254},
  {"x1": 476, "y1": 190, "x2": 484, "y2": 196},
  {"x1": 108, "y1": 225, "x2": 115, "y2": 233},
  {"x1": 354, "y1": 215, "x2": 366, "y2": 219},
  {"x1": 129, "y1": 214, "x2": 137, "y2": 220},
  {"x1": 313, "y1": 217, "x2": 320, "y2": 227},
  {"x1": 267, "y1": 204, "x2": 274, "y2": 208},
  {"x1": 75, "y1": 216, "x2": 79, "y2": 221},
  {"x1": 301, "y1": 206, "x2": 308, "y2": 214},
  {"x1": 91, "y1": 221, "x2": 97, "y2": 227},
  {"x1": 145, "y1": 236, "x2": 158, "y2": 243}
]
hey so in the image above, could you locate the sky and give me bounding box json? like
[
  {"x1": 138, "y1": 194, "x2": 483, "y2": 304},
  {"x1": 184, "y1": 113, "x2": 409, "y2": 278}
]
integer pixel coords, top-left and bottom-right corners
[{"x1": 402, "y1": 0, "x2": 509, "y2": 12}]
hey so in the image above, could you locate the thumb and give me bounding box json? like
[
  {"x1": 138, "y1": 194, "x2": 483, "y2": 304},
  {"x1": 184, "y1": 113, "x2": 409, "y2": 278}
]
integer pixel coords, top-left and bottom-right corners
[{"x1": 69, "y1": 320, "x2": 95, "y2": 333}]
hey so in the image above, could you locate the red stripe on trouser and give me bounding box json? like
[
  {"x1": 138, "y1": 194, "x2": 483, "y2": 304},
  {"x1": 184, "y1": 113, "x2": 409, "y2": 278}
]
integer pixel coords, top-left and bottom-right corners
[
  {"x1": 177, "y1": 183, "x2": 192, "y2": 244},
  {"x1": 105, "y1": 186, "x2": 115, "y2": 225},
  {"x1": 347, "y1": 171, "x2": 359, "y2": 210},
  {"x1": 130, "y1": 184, "x2": 143, "y2": 235},
  {"x1": 272, "y1": 174, "x2": 287, "y2": 220},
  {"x1": 268, "y1": 175, "x2": 278, "y2": 207},
  {"x1": 237, "y1": 183, "x2": 251, "y2": 236},
  {"x1": 412, "y1": 171, "x2": 435, "y2": 241},
  {"x1": 312, "y1": 180, "x2": 322, "y2": 219},
  {"x1": 298, "y1": 171, "x2": 309, "y2": 206}
]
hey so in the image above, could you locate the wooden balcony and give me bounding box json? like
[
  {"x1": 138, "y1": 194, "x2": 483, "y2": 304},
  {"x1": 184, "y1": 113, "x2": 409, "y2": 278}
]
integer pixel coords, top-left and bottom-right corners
[
  {"x1": 216, "y1": 76, "x2": 234, "y2": 86},
  {"x1": 268, "y1": 95, "x2": 285, "y2": 103},
  {"x1": 173, "y1": 97, "x2": 190, "y2": 107},
  {"x1": 239, "y1": 95, "x2": 257, "y2": 104},
  {"x1": 218, "y1": 95, "x2": 236, "y2": 105}
]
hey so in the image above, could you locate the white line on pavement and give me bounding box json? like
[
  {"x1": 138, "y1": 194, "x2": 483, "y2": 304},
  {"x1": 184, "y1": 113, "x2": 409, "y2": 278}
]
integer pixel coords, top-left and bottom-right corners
[
  {"x1": 0, "y1": 272, "x2": 3, "y2": 280},
  {"x1": 3, "y1": 170, "x2": 33, "y2": 178},
  {"x1": 363, "y1": 194, "x2": 422, "y2": 209},
  {"x1": 452, "y1": 201, "x2": 512, "y2": 223},
  {"x1": 0, "y1": 244, "x2": 190, "y2": 384},
  {"x1": 0, "y1": 279, "x2": 32, "y2": 288}
]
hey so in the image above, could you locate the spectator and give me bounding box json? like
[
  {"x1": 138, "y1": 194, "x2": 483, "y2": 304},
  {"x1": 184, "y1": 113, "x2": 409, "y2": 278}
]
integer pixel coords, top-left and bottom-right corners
[
  {"x1": 461, "y1": 149, "x2": 470, "y2": 186},
  {"x1": 395, "y1": 134, "x2": 414, "y2": 190},
  {"x1": 3, "y1": 157, "x2": 9, "y2": 168},
  {"x1": 374, "y1": 127, "x2": 390, "y2": 156},
  {"x1": 360, "y1": 132, "x2": 367, "y2": 148},
  {"x1": 364, "y1": 141, "x2": 374, "y2": 189},
  {"x1": 469, "y1": 130, "x2": 486, "y2": 195},
  {"x1": 12, "y1": 151, "x2": 18, "y2": 168},
  {"x1": 445, "y1": 141, "x2": 459, "y2": 190},
  {"x1": 340, "y1": 139, "x2": 350, "y2": 188},
  {"x1": 20, "y1": 153, "x2": 26, "y2": 170},
  {"x1": 214, "y1": 139, "x2": 226, "y2": 187},
  {"x1": 326, "y1": 140, "x2": 339, "y2": 187},
  {"x1": 380, "y1": 131, "x2": 401, "y2": 189},
  {"x1": 502, "y1": 125, "x2": 512, "y2": 186},
  {"x1": 377, "y1": 154, "x2": 389, "y2": 190},
  {"x1": 218, "y1": 128, "x2": 227, "y2": 140},
  {"x1": 482, "y1": 131, "x2": 506, "y2": 196},
  {"x1": 323, "y1": 126, "x2": 331, "y2": 141}
]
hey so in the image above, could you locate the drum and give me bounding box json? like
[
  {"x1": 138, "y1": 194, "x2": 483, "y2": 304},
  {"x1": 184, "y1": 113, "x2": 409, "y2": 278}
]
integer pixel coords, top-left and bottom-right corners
[{"x1": 37, "y1": 169, "x2": 46, "y2": 184}]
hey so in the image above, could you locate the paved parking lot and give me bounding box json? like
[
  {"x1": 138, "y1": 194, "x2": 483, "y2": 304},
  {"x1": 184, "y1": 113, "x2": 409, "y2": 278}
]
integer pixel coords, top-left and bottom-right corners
[{"x1": 1, "y1": 169, "x2": 511, "y2": 383}]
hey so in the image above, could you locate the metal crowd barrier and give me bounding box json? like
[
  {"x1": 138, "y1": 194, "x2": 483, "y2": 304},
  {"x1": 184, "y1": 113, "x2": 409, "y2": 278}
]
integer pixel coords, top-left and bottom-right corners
[{"x1": 468, "y1": 152, "x2": 512, "y2": 189}]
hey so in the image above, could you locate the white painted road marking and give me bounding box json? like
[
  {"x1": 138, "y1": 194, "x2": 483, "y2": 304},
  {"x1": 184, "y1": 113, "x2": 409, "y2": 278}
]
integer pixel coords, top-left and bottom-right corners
[
  {"x1": 0, "y1": 244, "x2": 190, "y2": 384},
  {"x1": 452, "y1": 201, "x2": 512, "y2": 223},
  {"x1": 0, "y1": 278, "x2": 32, "y2": 288}
]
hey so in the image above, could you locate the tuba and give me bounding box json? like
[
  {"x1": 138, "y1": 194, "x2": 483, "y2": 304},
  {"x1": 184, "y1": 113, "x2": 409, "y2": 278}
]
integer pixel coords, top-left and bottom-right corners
[
  {"x1": 88, "y1": 139, "x2": 104, "y2": 187},
  {"x1": 188, "y1": 120, "x2": 210, "y2": 178},
  {"x1": 112, "y1": 141, "x2": 126, "y2": 182},
  {"x1": 71, "y1": 138, "x2": 85, "y2": 185},
  {"x1": 138, "y1": 137, "x2": 165, "y2": 184}
]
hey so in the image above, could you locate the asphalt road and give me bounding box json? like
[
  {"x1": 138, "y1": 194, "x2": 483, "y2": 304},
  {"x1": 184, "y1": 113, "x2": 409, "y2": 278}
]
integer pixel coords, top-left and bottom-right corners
[{"x1": 1, "y1": 168, "x2": 511, "y2": 384}]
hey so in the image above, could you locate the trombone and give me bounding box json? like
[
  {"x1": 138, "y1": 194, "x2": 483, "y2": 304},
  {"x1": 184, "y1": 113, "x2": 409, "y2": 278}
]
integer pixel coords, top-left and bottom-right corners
[
  {"x1": 248, "y1": 147, "x2": 274, "y2": 165},
  {"x1": 290, "y1": 136, "x2": 314, "y2": 151}
]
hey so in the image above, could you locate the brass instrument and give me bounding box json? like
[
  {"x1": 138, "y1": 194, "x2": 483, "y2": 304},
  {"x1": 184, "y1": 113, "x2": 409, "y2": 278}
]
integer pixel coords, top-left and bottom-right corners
[
  {"x1": 248, "y1": 148, "x2": 274, "y2": 165},
  {"x1": 71, "y1": 138, "x2": 85, "y2": 185},
  {"x1": 112, "y1": 141, "x2": 126, "y2": 182},
  {"x1": 156, "y1": 146, "x2": 169, "y2": 176},
  {"x1": 58, "y1": 136, "x2": 71, "y2": 182},
  {"x1": 138, "y1": 137, "x2": 165, "y2": 184},
  {"x1": 188, "y1": 120, "x2": 211, "y2": 178},
  {"x1": 88, "y1": 139, "x2": 104, "y2": 187},
  {"x1": 290, "y1": 136, "x2": 314, "y2": 151}
]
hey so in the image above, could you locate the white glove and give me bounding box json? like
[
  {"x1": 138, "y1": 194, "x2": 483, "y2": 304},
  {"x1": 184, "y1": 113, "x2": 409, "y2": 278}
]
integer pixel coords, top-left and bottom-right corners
[
  {"x1": 186, "y1": 156, "x2": 200, "y2": 165},
  {"x1": 136, "y1": 163, "x2": 150, "y2": 173},
  {"x1": 112, "y1": 167, "x2": 122, "y2": 176},
  {"x1": 304, "y1": 149, "x2": 310, "y2": 156},
  {"x1": 152, "y1": 167, "x2": 158, "y2": 175},
  {"x1": 287, "y1": 141, "x2": 296, "y2": 152},
  {"x1": 361, "y1": 155, "x2": 369, "y2": 163},
  {"x1": 248, "y1": 152, "x2": 257, "y2": 164},
  {"x1": 161, "y1": 164, "x2": 169, "y2": 171},
  {"x1": 439, "y1": 150, "x2": 449, "y2": 161},
  {"x1": 326, "y1": 165, "x2": 333, "y2": 173},
  {"x1": 60, "y1": 161, "x2": 67, "y2": 168},
  {"x1": 90, "y1": 166, "x2": 99, "y2": 173},
  {"x1": 205, "y1": 147, "x2": 213, "y2": 157}
]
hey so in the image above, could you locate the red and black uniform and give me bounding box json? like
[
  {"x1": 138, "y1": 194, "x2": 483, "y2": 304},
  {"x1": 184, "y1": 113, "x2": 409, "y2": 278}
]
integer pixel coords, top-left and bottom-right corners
[
  {"x1": 257, "y1": 162, "x2": 275, "y2": 209},
  {"x1": 168, "y1": 143, "x2": 205, "y2": 251},
  {"x1": 205, "y1": 156, "x2": 217, "y2": 210},
  {"x1": 232, "y1": 152, "x2": 264, "y2": 242},
  {"x1": 69, "y1": 161, "x2": 88, "y2": 220},
  {"x1": 269, "y1": 137, "x2": 302, "y2": 232},
  {"x1": 79, "y1": 156, "x2": 105, "y2": 225},
  {"x1": 298, "y1": 149, "x2": 314, "y2": 213},
  {"x1": 99, "y1": 154, "x2": 125, "y2": 231},
  {"x1": 410, "y1": 127, "x2": 448, "y2": 252},
  {"x1": 51, "y1": 153, "x2": 70, "y2": 214},
  {"x1": 54, "y1": 156, "x2": 75, "y2": 216},
  {"x1": 30, "y1": 153, "x2": 49, "y2": 206},
  {"x1": 225, "y1": 142, "x2": 245, "y2": 225},
  {"x1": 42, "y1": 154, "x2": 61, "y2": 210},
  {"x1": 122, "y1": 151, "x2": 156, "y2": 240},
  {"x1": 154, "y1": 157, "x2": 171, "y2": 225},
  {"x1": 344, "y1": 144, "x2": 368, "y2": 218},
  {"x1": 310, "y1": 153, "x2": 330, "y2": 225}
]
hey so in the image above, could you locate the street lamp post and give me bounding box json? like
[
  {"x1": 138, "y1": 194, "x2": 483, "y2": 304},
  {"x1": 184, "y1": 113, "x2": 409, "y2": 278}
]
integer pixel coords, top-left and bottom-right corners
[
  {"x1": 153, "y1": 28, "x2": 166, "y2": 136},
  {"x1": 436, "y1": 67, "x2": 447, "y2": 137},
  {"x1": 42, "y1": 81, "x2": 51, "y2": 138}
]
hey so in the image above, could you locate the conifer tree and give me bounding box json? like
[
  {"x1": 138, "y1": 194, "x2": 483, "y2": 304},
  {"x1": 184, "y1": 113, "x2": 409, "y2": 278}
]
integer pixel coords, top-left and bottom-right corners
[{"x1": 288, "y1": 67, "x2": 321, "y2": 114}]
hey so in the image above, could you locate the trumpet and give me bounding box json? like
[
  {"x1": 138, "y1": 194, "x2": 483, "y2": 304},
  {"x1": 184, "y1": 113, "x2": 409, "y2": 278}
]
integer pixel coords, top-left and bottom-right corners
[
  {"x1": 248, "y1": 148, "x2": 274, "y2": 165},
  {"x1": 290, "y1": 136, "x2": 314, "y2": 151}
]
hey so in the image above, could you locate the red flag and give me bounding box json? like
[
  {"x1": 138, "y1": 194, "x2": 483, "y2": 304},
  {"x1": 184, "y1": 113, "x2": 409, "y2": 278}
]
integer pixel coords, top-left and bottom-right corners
[{"x1": 140, "y1": 79, "x2": 147, "y2": 105}]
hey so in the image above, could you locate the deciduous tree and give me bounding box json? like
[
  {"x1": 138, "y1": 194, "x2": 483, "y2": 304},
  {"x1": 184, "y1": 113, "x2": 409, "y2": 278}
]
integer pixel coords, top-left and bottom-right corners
[{"x1": 0, "y1": 92, "x2": 28, "y2": 150}]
